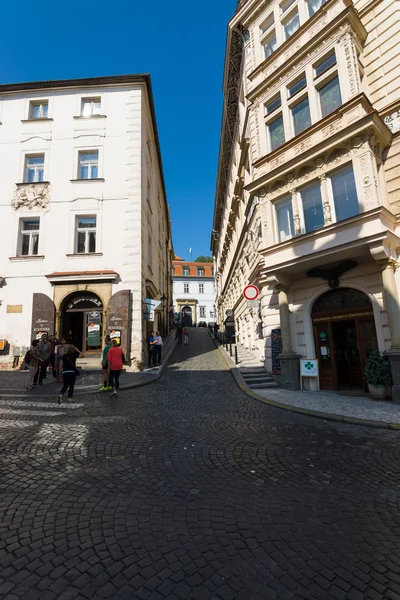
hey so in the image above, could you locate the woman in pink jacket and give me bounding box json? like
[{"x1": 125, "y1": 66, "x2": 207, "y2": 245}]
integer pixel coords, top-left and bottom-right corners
[{"x1": 107, "y1": 340, "x2": 125, "y2": 396}]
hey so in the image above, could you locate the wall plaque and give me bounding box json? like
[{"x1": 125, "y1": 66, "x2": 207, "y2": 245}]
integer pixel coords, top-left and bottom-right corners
[
  {"x1": 271, "y1": 328, "x2": 282, "y2": 375},
  {"x1": 7, "y1": 305, "x2": 23, "y2": 313}
]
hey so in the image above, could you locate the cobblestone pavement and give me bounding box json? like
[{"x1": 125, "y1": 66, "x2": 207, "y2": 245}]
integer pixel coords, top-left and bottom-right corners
[{"x1": 1, "y1": 329, "x2": 400, "y2": 600}]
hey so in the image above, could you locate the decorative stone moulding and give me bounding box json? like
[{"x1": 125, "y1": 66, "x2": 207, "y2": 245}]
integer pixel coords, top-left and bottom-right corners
[
  {"x1": 12, "y1": 182, "x2": 50, "y2": 210},
  {"x1": 384, "y1": 109, "x2": 400, "y2": 134}
]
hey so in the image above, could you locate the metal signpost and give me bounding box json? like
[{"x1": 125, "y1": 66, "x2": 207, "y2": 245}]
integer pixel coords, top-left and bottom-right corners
[{"x1": 243, "y1": 285, "x2": 259, "y2": 301}]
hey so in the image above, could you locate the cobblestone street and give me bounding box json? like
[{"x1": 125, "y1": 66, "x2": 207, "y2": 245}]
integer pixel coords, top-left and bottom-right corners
[{"x1": 1, "y1": 329, "x2": 400, "y2": 600}]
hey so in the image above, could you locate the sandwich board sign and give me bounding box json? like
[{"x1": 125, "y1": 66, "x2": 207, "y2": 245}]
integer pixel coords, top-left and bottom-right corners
[{"x1": 300, "y1": 359, "x2": 319, "y2": 390}]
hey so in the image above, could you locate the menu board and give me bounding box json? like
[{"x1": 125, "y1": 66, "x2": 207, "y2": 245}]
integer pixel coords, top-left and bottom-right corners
[{"x1": 271, "y1": 328, "x2": 282, "y2": 375}]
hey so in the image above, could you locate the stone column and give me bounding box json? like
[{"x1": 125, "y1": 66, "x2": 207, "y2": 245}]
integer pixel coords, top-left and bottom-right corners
[
  {"x1": 276, "y1": 285, "x2": 300, "y2": 390},
  {"x1": 319, "y1": 174, "x2": 332, "y2": 226},
  {"x1": 291, "y1": 189, "x2": 301, "y2": 235},
  {"x1": 382, "y1": 261, "x2": 400, "y2": 403}
]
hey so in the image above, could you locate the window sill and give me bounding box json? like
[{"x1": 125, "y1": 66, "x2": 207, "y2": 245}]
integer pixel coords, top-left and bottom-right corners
[
  {"x1": 21, "y1": 118, "x2": 53, "y2": 123},
  {"x1": 73, "y1": 115, "x2": 107, "y2": 119},
  {"x1": 66, "y1": 253, "x2": 103, "y2": 257},
  {"x1": 70, "y1": 178, "x2": 105, "y2": 183},
  {"x1": 9, "y1": 255, "x2": 45, "y2": 261},
  {"x1": 16, "y1": 181, "x2": 50, "y2": 187}
]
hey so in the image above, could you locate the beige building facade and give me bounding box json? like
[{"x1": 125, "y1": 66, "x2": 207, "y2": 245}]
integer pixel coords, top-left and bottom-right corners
[{"x1": 212, "y1": 0, "x2": 400, "y2": 397}]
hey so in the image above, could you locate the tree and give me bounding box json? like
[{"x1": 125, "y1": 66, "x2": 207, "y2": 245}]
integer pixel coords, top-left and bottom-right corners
[{"x1": 195, "y1": 256, "x2": 213, "y2": 263}]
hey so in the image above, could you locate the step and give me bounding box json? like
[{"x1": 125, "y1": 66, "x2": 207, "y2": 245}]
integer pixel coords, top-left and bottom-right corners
[
  {"x1": 240, "y1": 368, "x2": 268, "y2": 374},
  {"x1": 248, "y1": 382, "x2": 279, "y2": 389},
  {"x1": 242, "y1": 375, "x2": 275, "y2": 382}
]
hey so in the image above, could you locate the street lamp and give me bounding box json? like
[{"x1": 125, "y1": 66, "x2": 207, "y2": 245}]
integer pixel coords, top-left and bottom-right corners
[{"x1": 160, "y1": 294, "x2": 167, "y2": 337}]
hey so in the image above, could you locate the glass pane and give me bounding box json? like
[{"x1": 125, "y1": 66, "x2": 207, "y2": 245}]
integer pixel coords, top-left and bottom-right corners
[
  {"x1": 88, "y1": 231, "x2": 96, "y2": 253},
  {"x1": 292, "y1": 97, "x2": 311, "y2": 135},
  {"x1": 91, "y1": 165, "x2": 98, "y2": 179},
  {"x1": 269, "y1": 116, "x2": 285, "y2": 151},
  {"x1": 38, "y1": 168, "x2": 44, "y2": 182},
  {"x1": 288, "y1": 76, "x2": 307, "y2": 97},
  {"x1": 82, "y1": 101, "x2": 91, "y2": 116},
  {"x1": 307, "y1": 0, "x2": 324, "y2": 16},
  {"x1": 283, "y1": 11, "x2": 300, "y2": 39},
  {"x1": 81, "y1": 152, "x2": 98, "y2": 163},
  {"x1": 77, "y1": 232, "x2": 86, "y2": 253},
  {"x1": 281, "y1": 0, "x2": 296, "y2": 12},
  {"x1": 22, "y1": 219, "x2": 39, "y2": 231},
  {"x1": 261, "y1": 13, "x2": 274, "y2": 33},
  {"x1": 32, "y1": 234, "x2": 39, "y2": 255},
  {"x1": 21, "y1": 234, "x2": 30, "y2": 255},
  {"x1": 93, "y1": 101, "x2": 101, "y2": 115},
  {"x1": 27, "y1": 168, "x2": 35, "y2": 183},
  {"x1": 78, "y1": 217, "x2": 96, "y2": 228},
  {"x1": 264, "y1": 32, "x2": 277, "y2": 58},
  {"x1": 301, "y1": 182, "x2": 324, "y2": 232},
  {"x1": 331, "y1": 166, "x2": 359, "y2": 221},
  {"x1": 315, "y1": 51, "x2": 336, "y2": 77},
  {"x1": 276, "y1": 197, "x2": 294, "y2": 241},
  {"x1": 266, "y1": 95, "x2": 281, "y2": 114},
  {"x1": 42, "y1": 104, "x2": 48, "y2": 118},
  {"x1": 32, "y1": 105, "x2": 40, "y2": 119},
  {"x1": 27, "y1": 156, "x2": 44, "y2": 166},
  {"x1": 80, "y1": 165, "x2": 89, "y2": 179},
  {"x1": 320, "y1": 76, "x2": 342, "y2": 117}
]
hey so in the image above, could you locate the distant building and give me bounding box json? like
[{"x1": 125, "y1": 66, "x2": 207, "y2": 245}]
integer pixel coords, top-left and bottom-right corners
[
  {"x1": 172, "y1": 257, "x2": 215, "y2": 325},
  {"x1": 0, "y1": 74, "x2": 173, "y2": 370},
  {"x1": 212, "y1": 0, "x2": 400, "y2": 397}
]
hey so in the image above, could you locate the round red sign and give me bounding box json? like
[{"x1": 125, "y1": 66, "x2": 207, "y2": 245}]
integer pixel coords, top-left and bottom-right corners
[{"x1": 243, "y1": 285, "x2": 259, "y2": 301}]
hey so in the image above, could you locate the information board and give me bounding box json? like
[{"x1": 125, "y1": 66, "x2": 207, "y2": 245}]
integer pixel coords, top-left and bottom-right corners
[{"x1": 271, "y1": 328, "x2": 282, "y2": 375}]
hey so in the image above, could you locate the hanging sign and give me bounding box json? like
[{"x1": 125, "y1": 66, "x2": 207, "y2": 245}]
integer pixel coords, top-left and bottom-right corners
[
  {"x1": 243, "y1": 285, "x2": 259, "y2": 301},
  {"x1": 110, "y1": 330, "x2": 121, "y2": 345},
  {"x1": 87, "y1": 322, "x2": 101, "y2": 346},
  {"x1": 144, "y1": 298, "x2": 161, "y2": 311}
]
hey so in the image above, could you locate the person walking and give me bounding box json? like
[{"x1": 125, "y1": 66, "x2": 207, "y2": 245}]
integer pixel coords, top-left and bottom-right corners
[
  {"x1": 147, "y1": 331, "x2": 157, "y2": 368},
  {"x1": 48, "y1": 335, "x2": 59, "y2": 377},
  {"x1": 176, "y1": 324, "x2": 183, "y2": 345},
  {"x1": 107, "y1": 340, "x2": 125, "y2": 396},
  {"x1": 154, "y1": 331, "x2": 163, "y2": 365},
  {"x1": 58, "y1": 345, "x2": 85, "y2": 404},
  {"x1": 33, "y1": 333, "x2": 52, "y2": 386},
  {"x1": 26, "y1": 340, "x2": 41, "y2": 390},
  {"x1": 99, "y1": 335, "x2": 112, "y2": 391},
  {"x1": 183, "y1": 326, "x2": 189, "y2": 346},
  {"x1": 55, "y1": 338, "x2": 67, "y2": 383}
]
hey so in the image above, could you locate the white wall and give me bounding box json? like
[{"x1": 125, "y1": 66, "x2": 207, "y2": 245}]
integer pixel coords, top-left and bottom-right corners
[{"x1": 173, "y1": 278, "x2": 215, "y2": 322}]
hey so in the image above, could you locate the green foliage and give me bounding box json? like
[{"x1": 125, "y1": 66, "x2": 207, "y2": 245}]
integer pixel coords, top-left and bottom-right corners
[
  {"x1": 364, "y1": 351, "x2": 393, "y2": 387},
  {"x1": 194, "y1": 256, "x2": 213, "y2": 263}
]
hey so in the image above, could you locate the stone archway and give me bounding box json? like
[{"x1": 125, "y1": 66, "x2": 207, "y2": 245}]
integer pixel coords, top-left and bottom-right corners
[
  {"x1": 181, "y1": 305, "x2": 193, "y2": 327},
  {"x1": 61, "y1": 291, "x2": 103, "y2": 353}
]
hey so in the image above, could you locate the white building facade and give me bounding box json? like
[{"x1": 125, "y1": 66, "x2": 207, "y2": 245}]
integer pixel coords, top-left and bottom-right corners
[
  {"x1": 212, "y1": 0, "x2": 400, "y2": 398},
  {"x1": 172, "y1": 259, "x2": 215, "y2": 325},
  {"x1": 0, "y1": 74, "x2": 173, "y2": 369}
]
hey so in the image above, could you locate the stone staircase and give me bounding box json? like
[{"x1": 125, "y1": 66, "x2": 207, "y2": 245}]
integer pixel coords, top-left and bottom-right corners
[{"x1": 235, "y1": 344, "x2": 279, "y2": 390}]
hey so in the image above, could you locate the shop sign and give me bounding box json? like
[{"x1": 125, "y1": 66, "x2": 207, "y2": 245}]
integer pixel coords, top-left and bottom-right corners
[
  {"x1": 106, "y1": 290, "x2": 131, "y2": 352},
  {"x1": 31, "y1": 293, "x2": 55, "y2": 341},
  {"x1": 87, "y1": 311, "x2": 101, "y2": 324},
  {"x1": 300, "y1": 359, "x2": 319, "y2": 377},
  {"x1": 67, "y1": 295, "x2": 102, "y2": 309},
  {"x1": 110, "y1": 330, "x2": 121, "y2": 345},
  {"x1": 144, "y1": 310, "x2": 155, "y2": 321},
  {"x1": 87, "y1": 323, "x2": 101, "y2": 346}
]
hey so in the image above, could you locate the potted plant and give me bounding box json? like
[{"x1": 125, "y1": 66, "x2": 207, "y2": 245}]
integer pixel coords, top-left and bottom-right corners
[{"x1": 364, "y1": 351, "x2": 393, "y2": 400}]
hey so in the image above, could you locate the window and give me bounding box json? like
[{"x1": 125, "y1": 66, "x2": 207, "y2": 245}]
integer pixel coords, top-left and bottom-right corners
[
  {"x1": 266, "y1": 95, "x2": 281, "y2": 114},
  {"x1": 314, "y1": 51, "x2": 336, "y2": 77},
  {"x1": 184, "y1": 283, "x2": 189, "y2": 294},
  {"x1": 291, "y1": 97, "x2": 311, "y2": 135},
  {"x1": 183, "y1": 267, "x2": 190, "y2": 276},
  {"x1": 200, "y1": 306, "x2": 206, "y2": 318},
  {"x1": 268, "y1": 115, "x2": 285, "y2": 151},
  {"x1": 288, "y1": 75, "x2": 307, "y2": 98},
  {"x1": 280, "y1": 0, "x2": 296, "y2": 12},
  {"x1": 30, "y1": 101, "x2": 48, "y2": 119},
  {"x1": 81, "y1": 97, "x2": 101, "y2": 117},
  {"x1": 275, "y1": 197, "x2": 294, "y2": 241},
  {"x1": 260, "y1": 13, "x2": 274, "y2": 33},
  {"x1": 319, "y1": 76, "x2": 342, "y2": 118},
  {"x1": 76, "y1": 217, "x2": 96, "y2": 253},
  {"x1": 330, "y1": 166, "x2": 359, "y2": 221},
  {"x1": 300, "y1": 182, "x2": 324, "y2": 232},
  {"x1": 19, "y1": 219, "x2": 39, "y2": 256},
  {"x1": 263, "y1": 32, "x2": 277, "y2": 58},
  {"x1": 283, "y1": 10, "x2": 300, "y2": 40},
  {"x1": 25, "y1": 155, "x2": 44, "y2": 183},
  {"x1": 199, "y1": 283, "x2": 204, "y2": 293},
  {"x1": 197, "y1": 267, "x2": 204, "y2": 277},
  {"x1": 148, "y1": 236, "x2": 153, "y2": 269},
  {"x1": 79, "y1": 151, "x2": 99, "y2": 179},
  {"x1": 307, "y1": 0, "x2": 326, "y2": 16}
]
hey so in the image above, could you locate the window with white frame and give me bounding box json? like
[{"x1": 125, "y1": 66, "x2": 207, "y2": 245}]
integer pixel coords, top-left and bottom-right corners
[
  {"x1": 184, "y1": 283, "x2": 189, "y2": 293},
  {"x1": 79, "y1": 151, "x2": 99, "y2": 179},
  {"x1": 300, "y1": 182, "x2": 324, "y2": 232},
  {"x1": 76, "y1": 216, "x2": 96, "y2": 253},
  {"x1": 183, "y1": 266, "x2": 189, "y2": 276},
  {"x1": 200, "y1": 306, "x2": 206, "y2": 318},
  {"x1": 291, "y1": 96, "x2": 311, "y2": 135},
  {"x1": 267, "y1": 114, "x2": 285, "y2": 151},
  {"x1": 197, "y1": 267, "x2": 205, "y2": 277},
  {"x1": 329, "y1": 165, "x2": 359, "y2": 221},
  {"x1": 19, "y1": 218, "x2": 40, "y2": 256},
  {"x1": 282, "y1": 9, "x2": 300, "y2": 40},
  {"x1": 81, "y1": 97, "x2": 101, "y2": 117},
  {"x1": 29, "y1": 101, "x2": 48, "y2": 119},
  {"x1": 275, "y1": 196, "x2": 294, "y2": 242},
  {"x1": 199, "y1": 283, "x2": 204, "y2": 293},
  {"x1": 306, "y1": 0, "x2": 326, "y2": 17},
  {"x1": 314, "y1": 51, "x2": 342, "y2": 118},
  {"x1": 24, "y1": 155, "x2": 44, "y2": 183}
]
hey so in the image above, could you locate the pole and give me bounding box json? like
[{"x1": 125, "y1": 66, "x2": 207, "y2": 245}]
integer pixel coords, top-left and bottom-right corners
[
  {"x1": 235, "y1": 345, "x2": 238, "y2": 365},
  {"x1": 229, "y1": 343, "x2": 232, "y2": 357}
]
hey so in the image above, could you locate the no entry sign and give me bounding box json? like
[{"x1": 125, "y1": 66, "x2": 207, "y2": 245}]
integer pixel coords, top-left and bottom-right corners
[{"x1": 243, "y1": 285, "x2": 259, "y2": 301}]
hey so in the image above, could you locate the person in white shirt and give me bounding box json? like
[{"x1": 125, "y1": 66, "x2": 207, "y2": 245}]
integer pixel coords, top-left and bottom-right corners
[{"x1": 154, "y1": 331, "x2": 163, "y2": 364}]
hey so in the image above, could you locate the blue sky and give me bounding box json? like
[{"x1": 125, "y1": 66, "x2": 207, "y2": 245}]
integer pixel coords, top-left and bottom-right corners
[{"x1": 1, "y1": 0, "x2": 236, "y2": 260}]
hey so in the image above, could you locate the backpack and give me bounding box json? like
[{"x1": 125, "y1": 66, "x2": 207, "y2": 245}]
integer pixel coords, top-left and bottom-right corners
[{"x1": 24, "y1": 350, "x2": 32, "y2": 365}]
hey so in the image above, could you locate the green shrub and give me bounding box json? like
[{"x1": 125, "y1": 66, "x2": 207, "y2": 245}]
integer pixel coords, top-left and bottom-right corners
[{"x1": 364, "y1": 351, "x2": 393, "y2": 387}]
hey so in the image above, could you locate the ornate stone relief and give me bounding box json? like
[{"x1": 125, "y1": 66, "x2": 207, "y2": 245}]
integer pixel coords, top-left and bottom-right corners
[
  {"x1": 340, "y1": 30, "x2": 361, "y2": 97},
  {"x1": 357, "y1": 151, "x2": 380, "y2": 209},
  {"x1": 12, "y1": 183, "x2": 50, "y2": 210},
  {"x1": 384, "y1": 109, "x2": 400, "y2": 134}
]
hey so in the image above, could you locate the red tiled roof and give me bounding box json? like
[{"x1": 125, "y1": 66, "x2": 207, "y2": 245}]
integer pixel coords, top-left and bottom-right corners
[
  {"x1": 172, "y1": 261, "x2": 214, "y2": 278},
  {"x1": 174, "y1": 255, "x2": 185, "y2": 261}
]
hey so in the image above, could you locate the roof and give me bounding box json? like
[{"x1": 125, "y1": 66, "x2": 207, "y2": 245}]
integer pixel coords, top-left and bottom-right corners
[
  {"x1": 174, "y1": 255, "x2": 185, "y2": 261},
  {"x1": 172, "y1": 261, "x2": 214, "y2": 278}
]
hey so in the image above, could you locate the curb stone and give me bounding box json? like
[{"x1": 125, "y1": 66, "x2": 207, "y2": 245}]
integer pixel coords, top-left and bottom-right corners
[{"x1": 209, "y1": 331, "x2": 400, "y2": 431}]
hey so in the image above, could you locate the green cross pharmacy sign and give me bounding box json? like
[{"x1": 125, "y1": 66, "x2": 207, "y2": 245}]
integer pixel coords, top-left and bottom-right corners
[{"x1": 300, "y1": 359, "x2": 318, "y2": 377}]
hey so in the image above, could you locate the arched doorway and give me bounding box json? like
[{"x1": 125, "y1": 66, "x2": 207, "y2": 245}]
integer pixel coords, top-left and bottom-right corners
[
  {"x1": 181, "y1": 305, "x2": 193, "y2": 327},
  {"x1": 312, "y1": 288, "x2": 378, "y2": 391},
  {"x1": 61, "y1": 292, "x2": 103, "y2": 354}
]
